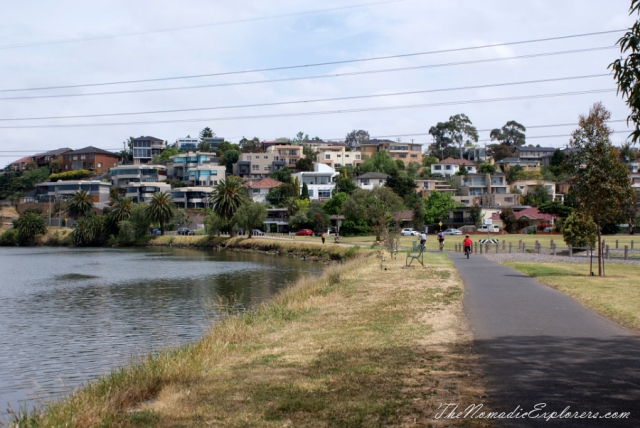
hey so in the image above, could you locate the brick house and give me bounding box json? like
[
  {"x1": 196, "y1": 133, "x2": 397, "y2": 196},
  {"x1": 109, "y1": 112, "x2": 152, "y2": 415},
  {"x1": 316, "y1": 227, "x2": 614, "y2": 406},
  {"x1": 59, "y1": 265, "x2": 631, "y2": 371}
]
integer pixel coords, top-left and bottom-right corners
[{"x1": 61, "y1": 146, "x2": 119, "y2": 174}]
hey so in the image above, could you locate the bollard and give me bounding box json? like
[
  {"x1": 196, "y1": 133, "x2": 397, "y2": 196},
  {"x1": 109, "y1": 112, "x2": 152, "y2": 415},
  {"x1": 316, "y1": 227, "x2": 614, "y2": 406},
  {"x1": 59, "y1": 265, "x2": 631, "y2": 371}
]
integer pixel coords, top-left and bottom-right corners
[
  {"x1": 519, "y1": 240, "x2": 522, "y2": 250},
  {"x1": 522, "y1": 243, "x2": 526, "y2": 253},
  {"x1": 616, "y1": 239, "x2": 619, "y2": 249},
  {"x1": 480, "y1": 242, "x2": 483, "y2": 254},
  {"x1": 568, "y1": 244, "x2": 572, "y2": 257},
  {"x1": 537, "y1": 243, "x2": 541, "y2": 254},
  {"x1": 625, "y1": 245, "x2": 629, "y2": 260},
  {"x1": 474, "y1": 242, "x2": 477, "y2": 254},
  {"x1": 550, "y1": 239, "x2": 554, "y2": 248},
  {"x1": 606, "y1": 245, "x2": 610, "y2": 259},
  {"x1": 586, "y1": 244, "x2": 590, "y2": 259},
  {"x1": 502, "y1": 240, "x2": 506, "y2": 250},
  {"x1": 496, "y1": 242, "x2": 499, "y2": 254},
  {"x1": 486, "y1": 242, "x2": 489, "y2": 253},
  {"x1": 552, "y1": 243, "x2": 556, "y2": 256},
  {"x1": 509, "y1": 242, "x2": 512, "y2": 253},
  {"x1": 632, "y1": 240, "x2": 635, "y2": 250}
]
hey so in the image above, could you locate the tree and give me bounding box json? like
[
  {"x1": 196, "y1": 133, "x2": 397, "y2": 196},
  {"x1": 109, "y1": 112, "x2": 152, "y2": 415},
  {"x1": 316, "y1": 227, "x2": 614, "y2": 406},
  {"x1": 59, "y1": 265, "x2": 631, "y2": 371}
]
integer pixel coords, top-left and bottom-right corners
[
  {"x1": 566, "y1": 102, "x2": 635, "y2": 275},
  {"x1": 301, "y1": 182, "x2": 310, "y2": 200},
  {"x1": 129, "y1": 204, "x2": 151, "y2": 238},
  {"x1": 487, "y1": 144, "x2": 513, "y2": 162},
  {"x1": 292, "y1": 132, "x2": 310, "y2": 144},
  {"x1": 620, "y1": 192, "x2": 640, "y2": 234},
  {"x1": 428, "y1": 122, "x2": 453, "y2": 159},
  {"x1": 478, "y1": 163, "x2": 497, "y2": 174},
  {"x1": 610, "y1": 1, "x2": 640, "y2": 143},
  {"x1": 239, "y1": 137, "x2": 262, "y2": 153},
  {"x1": 456, "y1": 164, "x2": 468, "y2": 175},
  {"x1": 523, "y1": 184, "x2": 553, "y2": 207},
  {"x1": 204, "y1": 212, "x2": 228, "y2": 236},
  {"x1": 422, "y1": 156, "x2": 439, "y2": 167},
  {"x1": 334, "y1": 176, "x2": 356, "y2": 195},
  {"x1": 538, "y1": 201, "x2": 573, "y2": 218},
  {"x1": 356, "y1": 150, "x2": 397, "y2": 175},
  {"x1": 499, "y1": 207, "x2": 517, "y2": 233},
  {"x1": 71, "y1": 213, "x2": 106, "y2": 246},
  {"x1": 271, "y1": 167, "x2": 292, "y2": 183},
  {"x1": 14, "y1": 212, "x2": 48, "y2": 245},
  {"x1": 49, "y1": 158, "x2": 63, "y2": 174},
  {"x1": 233, "y1": 201, "x2": 267, "y2": 237},
  {"x1": 385, "y1": 170, "x2": 416, "y2": 200},
  {"x1": 153, "y1": 146, "x2": 179, "y2": 163},
  {"x1": 322, "y1": 192, "x2": 347, "y2": 215},
  {"x1": 223, "y1": 149, "x2": 240, "y2": 172},
  {"x1": 307, "y1": 201, "x2": 330, "y2": 235},
  {"x1": 109, "y1": 197, "x2": 133, "y2": 223},
  {"x1": 342, "y1": 187, "x2": 403, "y2": 240},
  {"x1": 506, "y1": 165, "x2": 526, "y2": 184},
  {"x1": 197, "y1": 141, "x2": 212, "y2": 152},
  {"x1": 199, "y1": 127, "x2": 214, "y2": 141},
  {"x1": 302, "y1": 145, "x2": 317, "y2": 161},
  {"x1": 295, "y1": 157, "x2": 313, "y2": 171},
  {"x1": 145, "y1": 192, "x2": 176, "y2": 235},
  {"x1": 562, "y1": 212, "x2": 597, "y2": 250},
  {"x1": 490, "y1": 121, "x2": 526, "y2": 149},
  {"x1": 421, "y1": 191, "x2": 457, "y2": 225},
  {"x1": 67, "y1": 190, "x2": 94, "y2": 219},
  {"x1": 345, "y1": 130, "x2": 370, "y2": 148},
  {"x1": 209, "y1": 176, "x2": 249, "y2": 229},
  {"x1": 448, "y1": 114, "x2": 479, "y2": 159},
  {"x1": 469, "y1": 204, "x2": 483, "y2": 227}
]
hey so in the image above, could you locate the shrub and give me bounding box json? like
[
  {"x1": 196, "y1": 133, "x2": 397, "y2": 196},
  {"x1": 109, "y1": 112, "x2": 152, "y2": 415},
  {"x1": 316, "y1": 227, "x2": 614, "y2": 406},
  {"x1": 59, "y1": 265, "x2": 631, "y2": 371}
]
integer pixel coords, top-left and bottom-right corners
[
  {"x1": 14, "y1": 212, "x2": 48, "y2": 245},
  {"x1": 563, "y1": 212, "x2": 597, "y2": 249},
  {"x1": 71, "y1": 214, "x2": 106, "y2": 246},
  {"x1": 0, "y1": 229, "x2": 18, "y2": 246},
  {"x1": 117, "y1": 221, "x2": 136, "y2": 246},
  {"x1": 49, "y1": 170, "x2": 91, "y2": 181}
]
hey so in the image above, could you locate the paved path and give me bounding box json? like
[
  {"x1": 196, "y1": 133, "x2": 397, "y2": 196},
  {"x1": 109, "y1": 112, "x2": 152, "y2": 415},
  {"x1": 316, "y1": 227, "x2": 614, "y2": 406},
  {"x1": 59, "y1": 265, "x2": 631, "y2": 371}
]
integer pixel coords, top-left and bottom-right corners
[{"x1": 449, "y1": 252, "x2": 640, "y2": 427}]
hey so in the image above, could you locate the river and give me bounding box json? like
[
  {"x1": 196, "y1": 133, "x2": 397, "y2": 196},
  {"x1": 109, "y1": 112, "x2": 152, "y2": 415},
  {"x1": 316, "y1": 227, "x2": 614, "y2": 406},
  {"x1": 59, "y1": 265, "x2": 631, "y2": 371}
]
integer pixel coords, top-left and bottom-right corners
[{"x1": 0, "y1": 246, "x2": 322, "y2": 419}]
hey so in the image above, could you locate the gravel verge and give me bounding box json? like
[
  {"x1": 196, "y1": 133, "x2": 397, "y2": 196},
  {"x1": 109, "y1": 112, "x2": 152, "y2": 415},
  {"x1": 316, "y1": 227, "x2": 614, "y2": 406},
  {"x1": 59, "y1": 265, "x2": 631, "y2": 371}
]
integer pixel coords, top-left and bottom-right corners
[{"x1": 480, "y1": 252, "x2": 640, "y2": 265}]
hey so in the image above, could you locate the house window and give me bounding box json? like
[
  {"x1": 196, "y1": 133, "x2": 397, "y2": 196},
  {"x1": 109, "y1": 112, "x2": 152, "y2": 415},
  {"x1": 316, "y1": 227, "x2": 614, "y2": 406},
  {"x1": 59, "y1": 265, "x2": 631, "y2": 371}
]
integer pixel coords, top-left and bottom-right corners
[
  {"x1": 337, "y1": 154, "x2": 341, "y2": 157},
  {"x1": 264, "y1": 166, "x2": 270, "y2": 171},
  {"x1": 247, "y1": 156, "x2": 251, "y2": 161},
  {"x1": 445, "y1": 165, "x2": 452, "y2": 170},
  {"x1": 410, "y1": 154, "x2": 418, "y2": 158},
  {"x1": 335, "y1": 163, "x2": 341, "y2": 168},
  {"x1": 345, "y1": 154, "x2": 349, "y2": 158},
  {"x1": 252, "y1": 165, "x2": 259, "y2": 170},
  {"x1": 253, "y1": 189, "x2": 260, "y2": 194},
  {"x1": 356, "y1": 155, "x2": 360, "y2": 159},
  {"x1": 361, "y1": 179, "x2": 370, "y2": 185},
  {"x1": 318, "y1": 190, "x2": 331, "y2": 198},
  {"x1": 433, "y1": 165, "x2": 441, "y2": 170},
  {"x1": 98, "y1": 162, "x2": 102, "y2": 168},
  {"x1": 264, "y1": 156, "x2": 268, "y2": 159},
  {"x1": 325, "y1": 154, "x2": 331, "y2": 160},
  {"x1": 81, "y1": 154, "x2": 86, "y2": 160},
  {"x1": 73, "y1": 155, "x2": 78, "y2": 161}
]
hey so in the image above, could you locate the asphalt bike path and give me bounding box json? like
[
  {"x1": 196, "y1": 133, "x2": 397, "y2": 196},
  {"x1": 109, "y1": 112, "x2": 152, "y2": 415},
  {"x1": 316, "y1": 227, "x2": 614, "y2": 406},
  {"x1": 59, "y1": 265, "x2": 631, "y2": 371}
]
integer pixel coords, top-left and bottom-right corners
[{"x1": 448, "y1": 252, "x2": 640, "y2": 427}]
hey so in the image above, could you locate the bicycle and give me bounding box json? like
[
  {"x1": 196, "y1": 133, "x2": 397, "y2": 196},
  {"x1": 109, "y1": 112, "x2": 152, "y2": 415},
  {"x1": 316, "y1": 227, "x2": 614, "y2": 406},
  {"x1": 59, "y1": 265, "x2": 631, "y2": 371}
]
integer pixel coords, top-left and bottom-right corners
[
  {"x1": 464, "y1": 246, "x2": 471, "y2": 259},
  {"x1": 439, "y1": 240, "x2": 444, "y2": 251}
]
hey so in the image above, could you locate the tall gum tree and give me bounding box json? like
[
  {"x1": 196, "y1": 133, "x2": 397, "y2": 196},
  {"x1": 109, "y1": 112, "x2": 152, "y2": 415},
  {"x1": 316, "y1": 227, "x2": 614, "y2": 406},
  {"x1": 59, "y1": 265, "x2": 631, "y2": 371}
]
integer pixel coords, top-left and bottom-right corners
[{"x1": 566, "y1": 102, "x2": 634, "y2": 276}]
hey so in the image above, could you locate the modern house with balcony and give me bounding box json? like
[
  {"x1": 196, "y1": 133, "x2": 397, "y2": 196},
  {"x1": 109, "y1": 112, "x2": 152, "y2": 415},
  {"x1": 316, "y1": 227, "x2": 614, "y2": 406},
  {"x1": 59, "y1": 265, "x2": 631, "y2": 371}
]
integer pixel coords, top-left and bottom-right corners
[
  {"x1": 185, "y1": 165, "x2": 225, "y2": 187},
  {"x1": 510, "y1": 180, "x2": 557, "y2": 201},
  {"x1": 124, "y1": 183, "x2": 172, "y2": 203},
  {"x1": 495, "y1": 157, "x2": 541, "y2": 172},
  {"x1": 168, "y1": 152, "x2": 220, "y2": 183},
  {"x1": 430, "y1": 158, "x2": 477, "y2": 177},
  {"x1": 264, "y1": 208, "x2": 289, "y2": 233},
  {"x1": 515, "y1": 146, "x2": 556, "y2": 167},
  {"x1": 172, "y1": 187, "x2": 213, "y2": 209},
  {"x1": 293, "y1": 163, "x2": 338, "y2": 201},
  {"x1": 31, "y1": 148, "x2": 72, "y2": 168},
  {"x1": 317, "y1": 146, "x2": 362, "y2": 169},
  {"x1": 36, "y1": 180, "x2": 111, "y2": 203},
  {"x1": 61, "y1": 146, "x2": 119, "y2": 173},
  {"x1": 357, "y1": 140, "x2": 423, "y2": 166},
  {"x1": 265, "y1": 145, "x2": 303, "y2": 167},
  {"x1": 235, "y1": 150, "x2": 292, "y2": 180},
  {"x1": 132, "y1": 136, "x2": 164, "y2": 164},
  {"x1": 243, "y1": 178, "x2": 283, "y2": 204},
  {"x1": 414, "y1": 179, "x2": 457, "y2": 197},
  {"x1": 176, "y1": 137, "x2": 199, "y2": 152},
  {"x1": 354, "y1": 172, "x2": 388, "y2": 190},
  {"x1": 110, "y1": 165, "x2": 167, "y2": 187},
  {"x1": 451, "y1": 173, "x2": 519, "y2": 208}
]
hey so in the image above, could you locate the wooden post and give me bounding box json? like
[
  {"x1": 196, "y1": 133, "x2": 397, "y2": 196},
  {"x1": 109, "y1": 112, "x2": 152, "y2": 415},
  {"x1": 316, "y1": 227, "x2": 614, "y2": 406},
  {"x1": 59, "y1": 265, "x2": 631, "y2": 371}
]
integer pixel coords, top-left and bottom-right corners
[
  {"x1": 624, "y1": 245, "x2": 629, "y2": 260},
  {"x1": 496, "y1": 242, "x2": 499, "y2": 254},
  {"x1": 509, "y1": 242, "x2": 512, "y2": 253},
  {"x1": 474, "y1": 242, "x2": 477, "y2": 254},
  {"x1": 568, "y1": 244, "x2": 572, "y2": 257},
  {"x1": 632, "y1": 240, "x2": 634, "y2": 250},
  {"x1": 586, "y1": 244, "x2": 590, "y2": 259},
  {"x1": 552, "y1": 243, "x2": 556, "y2": 256},
  {"x1": 485, "y1": 242, "x2": 489, "y2": 253},
  {"x1": 616, "y1": 239, "x2": 619, "y2": 249},
  {"x1": 537, "y1": 243, "x2": 541, "y2": 254},
  {"x1": 522, "y1": 243, "x2": 526, "y2": 253},
  {"x1": 480, "y1": 242, "x2": 483, "y2": 254},
  {"x1": 606, "y1": 245, "x2": 610, "y2": 259},
  {"x1": 502, "y1": 240, "x2": 506, "y2": 250}
]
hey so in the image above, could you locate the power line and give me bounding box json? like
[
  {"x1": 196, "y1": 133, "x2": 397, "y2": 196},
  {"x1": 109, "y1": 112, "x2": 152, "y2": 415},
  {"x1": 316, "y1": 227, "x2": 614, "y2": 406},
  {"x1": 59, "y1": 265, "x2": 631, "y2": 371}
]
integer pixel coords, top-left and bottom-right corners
[
  {"x1": 0, "y1": 74, "x2": 610, "y2": 122},
  {"x1": 0, "y1": 46, "x2": 616, "y2": 101},
  {"x1": 0, "y1": 0, "x2": 410, "y2": 51},
  {"x1": 0, "y1": 29, "x2": 623, "y2": 93},
  {"x1": 0, "y1": 88, "x2": 616, "y2": 129}
]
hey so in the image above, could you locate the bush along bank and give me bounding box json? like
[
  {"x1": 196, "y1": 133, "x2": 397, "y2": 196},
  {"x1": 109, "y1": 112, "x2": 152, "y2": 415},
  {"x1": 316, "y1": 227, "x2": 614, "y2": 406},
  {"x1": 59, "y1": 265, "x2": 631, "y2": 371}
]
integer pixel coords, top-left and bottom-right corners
[{"x1": 15, "y1": 253, "x2": 485, "y2": 428}]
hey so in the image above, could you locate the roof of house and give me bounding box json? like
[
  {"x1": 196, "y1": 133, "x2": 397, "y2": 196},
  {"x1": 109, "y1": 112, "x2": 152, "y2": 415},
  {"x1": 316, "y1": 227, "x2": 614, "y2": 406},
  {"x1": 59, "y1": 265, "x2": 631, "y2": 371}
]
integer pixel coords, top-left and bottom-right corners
[
  {"x1": 490, "y1": 207, "x2": 557, "y2": 221},
  {"x1": 133, "y1": 136, "x2": 164, "y2": 141},
  {"x1": 33, "y1": 148, "x2": 73, "y2": 157},
  {"x1": 360, "y1": 139, "x2": 395, "y2": 145},
  {"x1": 393, "y1": 210, "x2": 414, "y2": 221},
  {"x1": 69, "y1": 146, "x2": 119, "y2": 156},
  {"x1": 517, "y1": 146, "x2": 556, "y2": 152},
  {"x1": 437, "y1": 157, "x2": 476, "y2": 166},
  {"x1": 357, "y1": 172, "x2": 389, "y2": 179},
  {"x1": 243, "y1": 177, "x2": 283, "y2": 189},
  {"x1": 11, "y1": 156, "x2": 31, "y2": 165}
]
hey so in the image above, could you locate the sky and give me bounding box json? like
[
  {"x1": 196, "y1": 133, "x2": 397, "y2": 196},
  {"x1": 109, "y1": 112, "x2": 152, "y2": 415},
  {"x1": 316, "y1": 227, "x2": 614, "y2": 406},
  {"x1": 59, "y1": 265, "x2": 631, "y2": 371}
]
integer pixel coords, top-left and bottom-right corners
[{"x1": 0, "y1": 0, "x2": 637, "y2": 164}]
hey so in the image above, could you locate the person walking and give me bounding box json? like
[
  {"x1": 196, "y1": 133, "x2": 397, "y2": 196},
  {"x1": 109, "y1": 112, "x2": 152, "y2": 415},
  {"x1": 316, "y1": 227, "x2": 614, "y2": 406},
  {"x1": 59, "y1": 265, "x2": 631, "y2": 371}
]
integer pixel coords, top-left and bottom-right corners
[
  {"x1": 419, "y1": 231, "x2": 427, "y2": 250},
  {"x1": 321, "y1": 232, "x2": 326, "y2": 244},
  {"x1": 437, "y1": 230, "x2": 445, "y2": 251}
]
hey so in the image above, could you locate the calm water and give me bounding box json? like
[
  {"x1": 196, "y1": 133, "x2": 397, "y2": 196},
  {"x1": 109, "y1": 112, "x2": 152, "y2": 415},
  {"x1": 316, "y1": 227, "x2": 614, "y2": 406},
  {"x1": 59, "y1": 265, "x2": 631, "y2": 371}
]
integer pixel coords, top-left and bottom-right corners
[{"x1": 0, "y1": 247, "x2": 322, "y2": 418}]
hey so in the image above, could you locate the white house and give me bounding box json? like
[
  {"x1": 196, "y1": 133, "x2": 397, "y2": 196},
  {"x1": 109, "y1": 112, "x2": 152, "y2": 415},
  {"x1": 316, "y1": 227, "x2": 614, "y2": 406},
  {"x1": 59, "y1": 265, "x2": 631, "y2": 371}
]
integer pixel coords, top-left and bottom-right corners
[
  {"x1": 243, "y1": 177, "x2": 283, "y2": 204},
  {"x1": 354, "y1": 172, "x2": 389, "y2": 190},
  {"x1": 293, "y1": 163, "x2": 338, "y2": 201},
  {"x1": 510, "y1": 180, "x2": 556, "y2": 201},
  {"x1": 430, "y1": 158, "x2": 477, "y2": 177}
]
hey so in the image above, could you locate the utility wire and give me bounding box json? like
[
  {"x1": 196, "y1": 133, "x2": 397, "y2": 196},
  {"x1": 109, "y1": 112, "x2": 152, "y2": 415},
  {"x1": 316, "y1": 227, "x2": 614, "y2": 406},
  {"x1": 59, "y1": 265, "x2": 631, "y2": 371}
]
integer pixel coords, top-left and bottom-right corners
[
  {"x1": 0, "y1": 0, "x2": 410, "y2": 50},
  {"x1": 0, "y1": 88, "x2": 616, "y2": 129},
  {"x1": 0, "y1": 46, "x2": 616, "y2": 101},
  {"x1": 0, "y1": 29, "x2": 623, "y2": 93},
  {"x1": 0, "y1": 74, "x2": 610, "y2": 122}
]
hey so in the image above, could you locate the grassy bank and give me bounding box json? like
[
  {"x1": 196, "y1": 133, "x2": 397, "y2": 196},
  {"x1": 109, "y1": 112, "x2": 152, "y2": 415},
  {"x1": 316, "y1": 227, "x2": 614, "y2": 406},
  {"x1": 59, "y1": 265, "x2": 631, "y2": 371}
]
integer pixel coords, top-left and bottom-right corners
[
  {"x1": 504, "y1": 262, "x2": 640, "y2": 332},
  {"x1": 17, "y1": 253, "x2": 487, "y2": 427}
]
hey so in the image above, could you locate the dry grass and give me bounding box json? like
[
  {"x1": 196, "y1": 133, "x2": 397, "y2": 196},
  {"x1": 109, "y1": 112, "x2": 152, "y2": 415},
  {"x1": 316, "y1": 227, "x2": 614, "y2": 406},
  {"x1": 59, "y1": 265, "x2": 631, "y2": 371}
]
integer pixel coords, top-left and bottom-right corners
[
  {"x1": 19, "y1": 253, "x2": 488, "y2": 427},
  {"x1": 504, "y1": 262, "x2": 640, "y2": 332}
]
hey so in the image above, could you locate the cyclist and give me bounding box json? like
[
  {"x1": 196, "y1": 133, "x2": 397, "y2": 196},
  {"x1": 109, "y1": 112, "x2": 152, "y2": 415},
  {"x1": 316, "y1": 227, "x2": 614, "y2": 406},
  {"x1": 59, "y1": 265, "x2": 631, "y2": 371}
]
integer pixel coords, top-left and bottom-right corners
[
  {"x1": 463, "y1": 235, "x2": 472, "y2": 258},
  {"x1": 437, "y1": 230, "x2": 445, "y2": 251},
  {"x1": 419, "y1": 231, "x2": 427, "y2": 250}
]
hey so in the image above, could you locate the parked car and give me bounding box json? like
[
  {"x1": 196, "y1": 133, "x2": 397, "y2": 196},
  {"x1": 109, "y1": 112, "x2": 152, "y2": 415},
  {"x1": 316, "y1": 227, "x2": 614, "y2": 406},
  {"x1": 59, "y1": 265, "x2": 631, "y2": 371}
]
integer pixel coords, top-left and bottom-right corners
[
  {"x1": 177, "y1": 227, "x2": 194, "y2": 235},
  {"x1": 401, "y1": 228, "x2": 419, "y2": 236},
  {"x1": 442, "y1": 228, "x2": 462, "y2": 235},
  {"x1": 295, "y1": 229, "x2": 314, "y2": 236},
  {"x1": 542, "y1": 226, "x2": 553, "y2": 233},
  {"x1": 252, "y1": 229, "x2": 265, "y2": 236},
  {"x1": 150, "y1": 229, "x2": 162, "y2": 235}
]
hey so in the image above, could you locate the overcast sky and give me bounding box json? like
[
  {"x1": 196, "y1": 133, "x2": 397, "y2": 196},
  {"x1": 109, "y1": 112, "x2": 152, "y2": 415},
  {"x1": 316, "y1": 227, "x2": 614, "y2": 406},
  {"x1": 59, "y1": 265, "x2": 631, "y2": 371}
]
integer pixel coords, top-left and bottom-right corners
[{"x1": 0, "y1": 0, "x2": 637, "y2": 164}]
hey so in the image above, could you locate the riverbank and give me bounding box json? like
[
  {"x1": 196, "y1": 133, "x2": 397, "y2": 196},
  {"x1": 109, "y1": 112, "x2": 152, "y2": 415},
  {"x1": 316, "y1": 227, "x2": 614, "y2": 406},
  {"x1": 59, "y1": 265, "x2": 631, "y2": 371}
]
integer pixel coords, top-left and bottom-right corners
[{"x1": 16, "y1": 252, "x2": 487, "y2": 427}]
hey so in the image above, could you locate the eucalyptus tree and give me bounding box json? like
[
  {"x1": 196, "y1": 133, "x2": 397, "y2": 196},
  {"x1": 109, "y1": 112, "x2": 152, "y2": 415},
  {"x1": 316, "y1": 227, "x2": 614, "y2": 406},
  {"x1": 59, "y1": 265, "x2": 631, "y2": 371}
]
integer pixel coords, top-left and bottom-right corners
[
  {"x1": 490, "y1": 121, "x2": 526, "y2": 150},
  {"x1": 145, "y1": 192, "x2": 177, "y2": 235}
]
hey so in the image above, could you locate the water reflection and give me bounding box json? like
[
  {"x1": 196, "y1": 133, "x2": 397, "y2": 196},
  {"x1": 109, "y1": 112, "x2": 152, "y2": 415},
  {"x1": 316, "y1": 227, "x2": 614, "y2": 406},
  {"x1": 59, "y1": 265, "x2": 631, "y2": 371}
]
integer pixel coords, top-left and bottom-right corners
[{"x1": 0, "y1": 246, "x2": 321, "y2": 418}]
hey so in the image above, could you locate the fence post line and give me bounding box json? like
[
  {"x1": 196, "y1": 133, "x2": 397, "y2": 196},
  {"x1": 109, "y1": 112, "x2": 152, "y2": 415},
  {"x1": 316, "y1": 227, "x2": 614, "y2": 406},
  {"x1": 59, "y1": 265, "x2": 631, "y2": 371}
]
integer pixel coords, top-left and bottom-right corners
[
  {"x1": 586, "y1": 244, "x2": 590, "y2": 259},
  {"x1": 474, "y1": 242, "x2": 477, "y2": 254},
  {"x1": 502, "y1": 240, "x2": 506, "y2": 250},
  {"x1": 568, "y1": 244, "x2": 572, "y2": 257},
  {"x1": 509, "y1": 242, "x2": 512, "y2": 253},
  {"x1": 616, "y1": 239, "x2": 619, "y2": 249},
  {"x1": 552, "y1": 243, "x2": 556, "y2": 256},
  {"x1": 606, "y1": 245, "x2": 610, "y2": 259},
  {"x1": 537, "y1": 243, "x2": 541, "y2": 254},
  {"x1": 625, "y1": 245, "x2": 629, "y2": 260},
  {"x1": 496, "y1": 242, "x2": 499, "y2": 254},
  {"x1": 480, "y1": 242, "x2": 483, "y2": 254},
  {"x1": 632, "y1": 240, "x2": 634, "y2": 250},
  {"x1": 522, "y1": 243, "x2": 526, "y2": 253}
]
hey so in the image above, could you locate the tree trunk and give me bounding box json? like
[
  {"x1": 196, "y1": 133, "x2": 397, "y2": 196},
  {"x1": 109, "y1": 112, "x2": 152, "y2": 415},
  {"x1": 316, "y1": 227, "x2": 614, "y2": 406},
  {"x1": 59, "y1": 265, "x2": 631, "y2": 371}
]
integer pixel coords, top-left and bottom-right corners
[
  {"x1": 597, "y1": 225, "x2": 602, "y2": 276},
  {"x1": 160, "y1": 220, "x2": 164, "y2": 235}
]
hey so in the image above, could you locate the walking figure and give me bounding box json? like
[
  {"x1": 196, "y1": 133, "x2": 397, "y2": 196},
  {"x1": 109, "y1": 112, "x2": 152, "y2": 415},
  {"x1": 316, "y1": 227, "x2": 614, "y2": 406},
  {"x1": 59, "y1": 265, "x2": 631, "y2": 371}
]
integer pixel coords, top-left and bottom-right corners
[{"x1": 321, "y1": 232, "x2": 326, "y2": 244}]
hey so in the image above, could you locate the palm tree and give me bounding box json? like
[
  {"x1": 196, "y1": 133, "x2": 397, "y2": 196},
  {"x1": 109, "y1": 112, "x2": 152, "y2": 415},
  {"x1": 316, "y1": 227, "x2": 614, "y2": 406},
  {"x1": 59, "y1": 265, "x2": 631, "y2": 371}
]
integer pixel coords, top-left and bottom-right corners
[
  {"x1": 67, "y1": 190, "x2": 94, "y2": 219},
  {"x1": 109, "y1": 197, "x2": 133, "y2": 223},
  {"x1": 209, "y1": 176, "x2": 249, "y2": 229},
  {"x1": 145, "y1": 192, "x2": 176, "y2": 235}
]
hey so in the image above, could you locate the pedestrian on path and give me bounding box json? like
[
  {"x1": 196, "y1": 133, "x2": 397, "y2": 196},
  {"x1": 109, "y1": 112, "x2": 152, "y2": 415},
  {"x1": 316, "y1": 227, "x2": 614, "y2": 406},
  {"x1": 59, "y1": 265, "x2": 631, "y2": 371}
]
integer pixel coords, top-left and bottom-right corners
[{"x1": 321, "y1": 232, "x2": 325, "y2": 244}]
